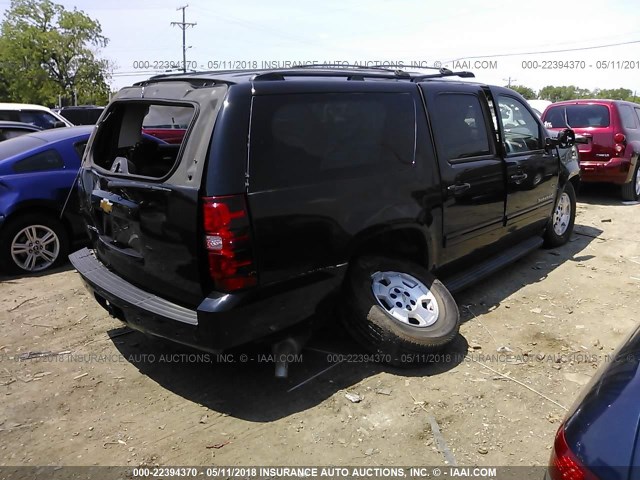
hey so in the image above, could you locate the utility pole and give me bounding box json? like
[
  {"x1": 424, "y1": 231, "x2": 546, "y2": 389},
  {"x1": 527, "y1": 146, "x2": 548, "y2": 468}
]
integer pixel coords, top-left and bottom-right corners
[
  {"x1": 171, "y1": 5, "x2": 196, "y2": 73},
  {"x1": 503, "y1": 77, "x2": 516, "y2": 88}
]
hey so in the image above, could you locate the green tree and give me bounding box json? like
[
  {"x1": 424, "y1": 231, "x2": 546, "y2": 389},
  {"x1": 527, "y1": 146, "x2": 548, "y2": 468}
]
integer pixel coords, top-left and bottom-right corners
[
  {"x1": 593, "y1": 88, "x2": 634, "y2": 101},
  {"x1": 508, "y1": 84, "x2": 536, "y2": 99},
  {"x1": 0, "y1": 0, "x2": 111, "y2": 106},
  {"x1": 538, "y1": 85, "x2": 585, "y2": 102}
]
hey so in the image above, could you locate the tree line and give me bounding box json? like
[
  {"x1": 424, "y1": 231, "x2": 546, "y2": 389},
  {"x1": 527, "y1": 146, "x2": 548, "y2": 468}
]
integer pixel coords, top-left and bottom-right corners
[
  {"x1": 509, "y1": 84, "x2": 638, "y2": 103},
  {"x1": 0, "y1": 0, "x2": 112, "y2": 107},
  {"x1": 2, "y1": 0, "x2": 638, "y2": 108}
]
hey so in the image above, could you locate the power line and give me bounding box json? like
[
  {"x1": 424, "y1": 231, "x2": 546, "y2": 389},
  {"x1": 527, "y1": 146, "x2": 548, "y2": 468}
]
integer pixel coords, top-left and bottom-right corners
[
  {"x1": 445, "y1": 39, "x2": 640, "y2": 63},
  {"x1": 171, "y1": 5, "x2": 196, "y2": 73}
]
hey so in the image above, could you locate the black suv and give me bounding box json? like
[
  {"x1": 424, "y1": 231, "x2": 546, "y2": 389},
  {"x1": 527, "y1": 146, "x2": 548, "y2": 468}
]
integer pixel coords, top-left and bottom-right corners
[
  {"x1": 57, "y1": 105, "x2": 105, "y2": 125},
  {"x1": 69, "y1": 66, "x2": 579, "y2": 365}
]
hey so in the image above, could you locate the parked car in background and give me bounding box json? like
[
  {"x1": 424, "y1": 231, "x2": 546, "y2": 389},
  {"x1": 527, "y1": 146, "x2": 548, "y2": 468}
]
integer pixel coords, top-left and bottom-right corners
[
  {"x1": 0, "y1": 103, "x2": 74, "y2": 129},
  {"x1": 0, "y1": 121, "x2": 42, "y2": 142},
  {"x1": 543, "y1": 100, "x2": 640, "y2": 200},
  {"x1": 0, "y1": 126, "x2": 168, "y2": 274},
  {"x1": 527, "y1": 99, "x2": 552, "y2": 118},
  {"x1": 0, "y1": 126, "x2": 92, "y2": 273},
  {"x1": 70, "y1": 66, "x2": 579, "y2": 370},
  {"x1": 57, "y1": 105, "x2": 104, "y2": 125},
  {"x1": 546, "y1": 323, "x2": 640, "y2": 480}
]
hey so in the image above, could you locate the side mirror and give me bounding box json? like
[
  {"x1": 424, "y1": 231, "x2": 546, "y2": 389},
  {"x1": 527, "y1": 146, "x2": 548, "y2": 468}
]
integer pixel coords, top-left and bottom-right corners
[
  {"x1": 52, "y1": 121, "x2": 67, "y2": 129},
  {"x1": 545, "y1": 128, "x2": 576, "y2": 150},
  {"x1": 556, "y1": 128, "x2": 576, "y2": 148}
]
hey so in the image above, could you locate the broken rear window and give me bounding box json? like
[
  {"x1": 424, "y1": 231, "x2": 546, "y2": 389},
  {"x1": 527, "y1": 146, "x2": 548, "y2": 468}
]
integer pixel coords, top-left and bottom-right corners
[{"x1": 91, "y1": 102, "x2": 195, "y2": 178}]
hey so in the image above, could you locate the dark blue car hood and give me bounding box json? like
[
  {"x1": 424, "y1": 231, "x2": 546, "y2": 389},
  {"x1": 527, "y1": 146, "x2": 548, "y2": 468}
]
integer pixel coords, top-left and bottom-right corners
[{"x1": 564, "y1": 324, "x2": 640, "y2": 480}]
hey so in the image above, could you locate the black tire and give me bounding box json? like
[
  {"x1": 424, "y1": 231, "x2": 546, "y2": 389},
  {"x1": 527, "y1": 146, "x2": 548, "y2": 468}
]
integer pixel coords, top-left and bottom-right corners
[
  {"x1": 0, "y1": 213, "x2": 69, "y2": 274},
  {"x1": 340, "y1": 256, "x2": 460, "y2": 367},
  {"x1": 621, "y1": 161, "x2": 639, "y2": 201},
  {"x1": 544, "y1": 182, "x2": 576, "y2": 248}
]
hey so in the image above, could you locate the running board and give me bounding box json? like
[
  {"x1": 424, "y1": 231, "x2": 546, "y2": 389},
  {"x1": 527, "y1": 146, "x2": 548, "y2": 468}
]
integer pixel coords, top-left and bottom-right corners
[{"x1": 442, "y1": 236, "x2": 544, "y2": 294}]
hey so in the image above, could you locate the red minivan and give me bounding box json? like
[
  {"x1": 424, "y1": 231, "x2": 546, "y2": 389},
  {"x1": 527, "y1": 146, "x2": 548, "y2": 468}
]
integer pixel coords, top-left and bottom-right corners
[{"x1": 542, "y1": 100, "x2": 640, "y2": 200}]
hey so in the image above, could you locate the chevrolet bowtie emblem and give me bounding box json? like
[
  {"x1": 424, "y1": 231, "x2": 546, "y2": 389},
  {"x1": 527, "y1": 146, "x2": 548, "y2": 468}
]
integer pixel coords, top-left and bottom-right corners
[{"x1": 99, "y1": 198, "x2": 113, "y2": 214}]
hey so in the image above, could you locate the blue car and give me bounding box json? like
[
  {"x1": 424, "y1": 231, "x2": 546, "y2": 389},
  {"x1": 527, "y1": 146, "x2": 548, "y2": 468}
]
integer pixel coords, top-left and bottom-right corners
[
  {"x1": 0, "y1": 126, "x2": 167, "y2": 273},
  {"x1": 547, "y1": 324, "x2": 640, "y2": 480},
  {"x1": 0, "y1": 126, "x2": 94, "y2": 273}
]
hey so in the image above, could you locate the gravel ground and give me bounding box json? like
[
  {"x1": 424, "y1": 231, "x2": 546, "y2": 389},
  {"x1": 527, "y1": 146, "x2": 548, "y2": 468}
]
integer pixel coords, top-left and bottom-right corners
[{"x1": 0, "y1": 184, "x2": 638, "y2": 469}]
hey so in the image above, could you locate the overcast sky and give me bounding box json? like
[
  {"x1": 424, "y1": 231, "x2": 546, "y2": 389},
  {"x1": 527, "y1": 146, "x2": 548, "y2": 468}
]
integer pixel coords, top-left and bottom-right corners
[{"x1": 2, "y1": 0, "x2": 640, "y2": 95}]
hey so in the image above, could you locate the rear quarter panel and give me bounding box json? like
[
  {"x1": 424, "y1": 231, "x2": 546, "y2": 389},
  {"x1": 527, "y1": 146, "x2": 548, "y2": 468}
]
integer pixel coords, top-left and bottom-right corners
[{"x1": 245, "y1": 84, "x2": 442, "y2": 285}]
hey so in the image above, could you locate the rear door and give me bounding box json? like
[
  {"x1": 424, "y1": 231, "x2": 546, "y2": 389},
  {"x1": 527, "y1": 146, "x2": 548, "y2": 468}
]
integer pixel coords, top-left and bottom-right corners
[
  {"x1": 492, "y1": 90, "x2": 558, "y2": 230},
  {"x1": 421, "y1": 83, "x2": 506, "y2": 262},
  {"x1": 81, "y1": 83, "x2": 227, "y2": 307}
]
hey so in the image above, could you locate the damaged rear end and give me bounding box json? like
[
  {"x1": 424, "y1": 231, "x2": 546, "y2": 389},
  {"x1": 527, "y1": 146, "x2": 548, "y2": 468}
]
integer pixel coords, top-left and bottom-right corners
[{"x1": 70, "y1": 79, "x2": 254, "y2": 351}]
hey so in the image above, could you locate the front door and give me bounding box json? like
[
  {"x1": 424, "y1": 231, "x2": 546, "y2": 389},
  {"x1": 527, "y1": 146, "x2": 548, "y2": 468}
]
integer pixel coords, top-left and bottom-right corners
[{"x1": 492, "y1": 91, "x2": 559, "y2": 231}]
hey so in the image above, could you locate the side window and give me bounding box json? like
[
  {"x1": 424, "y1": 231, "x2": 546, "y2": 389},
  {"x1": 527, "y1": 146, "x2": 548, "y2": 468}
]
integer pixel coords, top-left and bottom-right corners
[
  {"x1": 431, "y1": 93, "x2": 492, "y2": 161},
  {"x1": 13, "y1": 149, "x2": 64, "y2": 173},
  {"x1": 249, "y1": 93, "x2": 416, "y2": 190},
  {"x1": 18, "y1": 111, "x2": 60, "y2": 129},
  {"x1": 0, "y1": 128, "x2": 32, "y2": 141},
  {"x1": 498, "y1": 96, "x2": 542, "y2": 153},
  {"x1": 618, "y1": 105, "x2": 637, "y2": 129},
  {"x1": 635, "y1": 108, "x2": 640, "y2": 125},
  {"x1": 0, "y1": 111, "x2": 20, "y2": 122}
]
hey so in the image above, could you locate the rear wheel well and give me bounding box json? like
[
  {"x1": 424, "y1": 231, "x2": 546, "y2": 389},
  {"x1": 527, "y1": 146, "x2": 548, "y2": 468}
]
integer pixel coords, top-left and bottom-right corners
[{"x1": 351, "y1": 229, "x2": 429, "y2": 268}]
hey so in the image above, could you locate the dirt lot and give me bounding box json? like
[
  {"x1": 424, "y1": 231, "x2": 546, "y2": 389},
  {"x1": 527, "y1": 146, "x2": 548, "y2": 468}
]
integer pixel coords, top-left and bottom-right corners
[{"x1": 1, "y1": 184, "x2": 639, "y2": 469}]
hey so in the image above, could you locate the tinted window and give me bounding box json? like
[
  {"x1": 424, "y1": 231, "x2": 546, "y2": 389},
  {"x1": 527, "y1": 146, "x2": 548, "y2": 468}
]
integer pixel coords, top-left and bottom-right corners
[
  {"x1": 13, "y1": 149, "x2": 64, "y2": 173},
  {"x1": 618, "y1": 105, "x2": 637, "y2": 129},
  {"x1": 0, "y1": 111, "x2": 20, "y2": 122},
  {"x1": 91, "y1": 102, "x2": 195, "y2": 178},
  {"x1": 0, "y1": 128, "x2": 34, "y2": 142},
  {"x1": 60, "y1": 108, "x2": 103, "y2": 125},
  {"x1": 544, "y1": 105, "x2": 610, "y2": 128},
  {"x1": 498, "y1": 95, "x2": 542, "y2": 153},
  {"x1": 249, "y1": 93, "x2": 416, "y2": 189},
  {"x1": 17, "y1": 110, "x2": 62, "y2": 129},
  {"x1": 431, "y1": 93, "x2": 491, "y2": 161}
]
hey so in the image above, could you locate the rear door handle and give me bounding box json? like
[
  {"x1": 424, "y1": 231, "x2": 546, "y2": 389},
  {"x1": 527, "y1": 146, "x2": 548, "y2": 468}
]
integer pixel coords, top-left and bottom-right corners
[
  {"x1": 447, "y1": 183, "x2": 471, "y2": 194},
  {"x1": 510, "y1": 173, "x2": 528, "y2": 182}
]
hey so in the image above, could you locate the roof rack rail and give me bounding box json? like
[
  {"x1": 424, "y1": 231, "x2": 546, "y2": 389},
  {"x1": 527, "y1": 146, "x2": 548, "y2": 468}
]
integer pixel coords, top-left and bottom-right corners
[
  {"x1": 251, "y1": 66, "x2": 474, "y2": 82},
  {"x1": 294, "y1": 63, "x2": 435, "y2": 75},
  {"x1": 294, "y1": 62, "x2": 446, "y2": 71},
  {"x1": 252, "y1": 70, "x2": 409, "y2": 81},
  {"x1": 411, "y1": 68, "x2": 475, "y2": 81},
  {"x1": 133, "y1": 66, "x2": 476, "y2": 86}
]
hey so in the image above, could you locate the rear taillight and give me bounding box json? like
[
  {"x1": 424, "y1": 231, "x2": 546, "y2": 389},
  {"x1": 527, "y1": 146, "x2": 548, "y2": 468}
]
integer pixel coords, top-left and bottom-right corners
[
  {"x1": 202, "y1": 195, "x2": 257, "y2": 291},
  {"x1": 548, "y1": 426, "x2": 598, "y2": 480},
  {"x1": 613, "y1": 133, "x2": 626, "y2": 156},
  {"x1": 613, "y1": 133, "x2": 626, "y2": 144}
]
